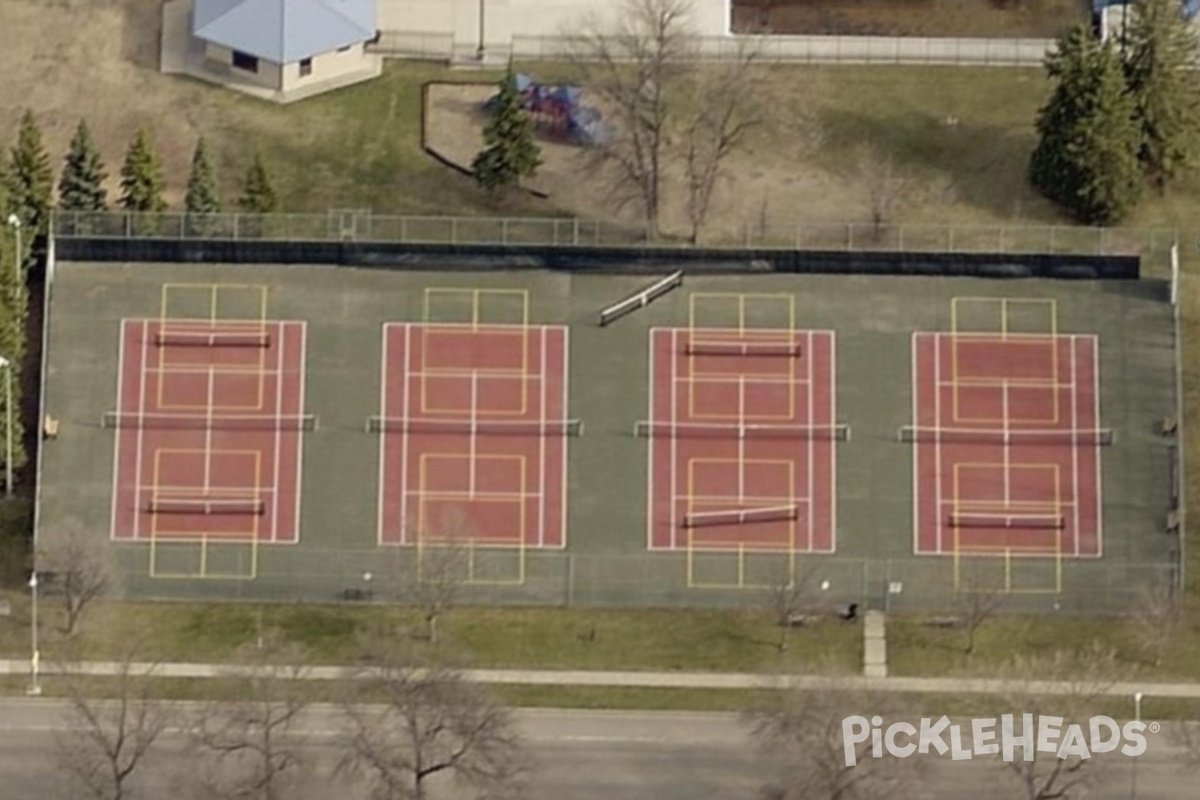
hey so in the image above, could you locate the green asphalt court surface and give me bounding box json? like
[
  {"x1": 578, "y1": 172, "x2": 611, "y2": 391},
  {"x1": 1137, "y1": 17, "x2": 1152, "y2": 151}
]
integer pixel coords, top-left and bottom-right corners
[{"x1": 38, "y1": 261, "x2": 1177, "y2": 613}]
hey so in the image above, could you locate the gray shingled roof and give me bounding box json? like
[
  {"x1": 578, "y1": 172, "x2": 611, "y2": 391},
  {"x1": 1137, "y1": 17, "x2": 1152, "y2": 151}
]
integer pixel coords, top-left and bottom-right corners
[{"x1": 193, "y1": 0, "x2": 375, "y2": 63}]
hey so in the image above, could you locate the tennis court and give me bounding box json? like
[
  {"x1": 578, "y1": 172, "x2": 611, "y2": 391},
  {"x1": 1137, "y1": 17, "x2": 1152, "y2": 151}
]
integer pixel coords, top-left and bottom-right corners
[
  {"x1": 37, "y1": 259, "x2": 1177, "y2": 611},
  {"x1": 637, "y1": 291, "x2": 838, "y2": 588},
  {"x1": 909, "y1": 298, "x2": 1103, "y2": 593},
  {"x1": 373, "y1": 287, "x2": 571, "y2": 584},
  {"x1": 107, "y1": 284, "x2": 308, "y2": 579}
]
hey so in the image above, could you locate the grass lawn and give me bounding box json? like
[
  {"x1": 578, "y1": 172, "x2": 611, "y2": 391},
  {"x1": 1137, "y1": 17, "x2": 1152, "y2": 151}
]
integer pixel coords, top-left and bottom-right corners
[
  {"x1": 4, "y1": 58, "x2": 1200, "y2": 695},
  {"x1": 0, "y1": 600, "x2": 861, "y2": 675}
]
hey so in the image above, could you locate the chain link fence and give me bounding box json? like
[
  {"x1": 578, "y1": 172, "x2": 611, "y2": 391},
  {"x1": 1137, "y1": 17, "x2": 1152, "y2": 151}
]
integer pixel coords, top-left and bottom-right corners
[
  {"x1": 51, "y1": 211, "x2": 1177, "y2": 266},
  {"x1": 369, "y1": 31, "x2": 1053, "y2": 67}
]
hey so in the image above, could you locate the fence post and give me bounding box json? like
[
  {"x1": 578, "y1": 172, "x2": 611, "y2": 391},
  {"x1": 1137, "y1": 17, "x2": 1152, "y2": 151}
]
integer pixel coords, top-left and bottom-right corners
[
  {"x1": 846, "y1": 223, "x2": 853, "y2": 251},
  {"x1": 501, "y1": 218, "x2": 508, "y2": 246},
  {"x1": 947, "y1": 226, "x2": 954, "y2": 252}
]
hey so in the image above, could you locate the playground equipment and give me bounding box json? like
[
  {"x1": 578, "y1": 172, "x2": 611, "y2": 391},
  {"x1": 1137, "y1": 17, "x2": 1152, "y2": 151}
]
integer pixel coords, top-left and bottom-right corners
[{"x1": 485, "y1": 74, "x2": 612, "y2": 147}]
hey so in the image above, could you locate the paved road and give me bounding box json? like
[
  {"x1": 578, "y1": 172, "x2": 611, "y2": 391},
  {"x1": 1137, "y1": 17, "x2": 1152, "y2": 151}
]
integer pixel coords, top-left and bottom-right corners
[
  {"x1": 0, "y1": 700, "x2": 1195, "y2": 799},
  {"x1": 5, "y1": 659, "x2": 1200, "y2": 698}
]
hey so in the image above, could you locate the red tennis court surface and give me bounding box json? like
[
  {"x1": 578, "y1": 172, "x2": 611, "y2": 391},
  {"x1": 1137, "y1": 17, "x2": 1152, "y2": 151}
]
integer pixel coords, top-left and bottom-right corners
[
  {"x1": 646, "y1": 328, "x2": 837, "y2": 553},
  {"x1": 110, "y1": 320, "x2": 307, "y2": 544},
  {"x1": 912, "y1": 333, "x2": 1101, "y2": 558},
  {"x1": 378, "y1": 323, "x2": 568, "y2": 548}
]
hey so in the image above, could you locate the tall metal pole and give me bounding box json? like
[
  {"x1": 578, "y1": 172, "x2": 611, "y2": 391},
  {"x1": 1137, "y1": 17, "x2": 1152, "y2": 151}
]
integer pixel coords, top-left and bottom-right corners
[
  {"x1": 476, "y1": 0, "x2": 486, "y2": 61},
  {"x1": 27, "y1": 571, "x2": 40, "y2": 696}
]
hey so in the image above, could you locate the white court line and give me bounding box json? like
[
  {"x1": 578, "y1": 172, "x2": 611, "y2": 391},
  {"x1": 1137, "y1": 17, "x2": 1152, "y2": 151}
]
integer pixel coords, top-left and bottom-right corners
[
  {"x1": 934, "y1": 333, "x2": 944, "y2": 554},
  {"x1": 400, "y1": 326, "x2": 412, "y2": 544},
  {"x1": 204, "y1": 366, "x2": 215, "y2": 492},
  {"x1": 271, "y1": 323, "x2": 284, "y2": 544},
  {"x1": 827, "y1": 331, "x2": 837, "y2": 553},
  {"x1": 292, "y1": 323, "x2": 308, "y2": 546},
  {"x1": 806, "y1": 330, "x2": 814, "y2": 553},
  {"x1": 133, "y1": 322, "x2": 150, "y2": 541},
  {"x1": 1002, "y1": 378, "x2": 1010, "y2": 503},
  {"x1": 409, "y1": 489, "x2": 542, "y2": 501},
  {"x1": 670, "y1": 329, "x2": 679, "y2": 548},
  {"x1": 110, "y1": 321, "x2": 130, "y2": 541},
  {"x1": 688, "y1": 494, "x2": 813, "y2": 504},
  {"x1": 468, "y1": 371, "x2": 478, "y2": 498},
  {"x1": 139, "y1": 484, "x2": 277, "y2": 494},
  {"x1": 934, "y1": 379, "x2": 1071, "y2": 389},
  {"x1": 911, "y1": 333, "x2": 919, "y2": 556},
  {"x1": 538, "y1": 327, "x2": 547, "y2": 547},
  {"x1": 646, "y1": 330, "x2": 657, "y2": 551},
  {"x1": 1069, "y1": 336, "x2": 1080, "y2": 557},
  {"x1": 559, "y1": 326, "x2": 569, "y2": 549},
  {"x1": 676, "y1": 374, "x2": 810, "y2": 386},
  {"x1": 377, "y1": 324, "x2": 391, "y2": 546},
  {"x1": 737, "y1": 374, "x2": 745, "y2": 501}
]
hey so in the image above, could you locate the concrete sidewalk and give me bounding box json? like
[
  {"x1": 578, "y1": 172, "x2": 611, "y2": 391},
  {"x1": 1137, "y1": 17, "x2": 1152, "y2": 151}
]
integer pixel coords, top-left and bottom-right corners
[{"x1": 3, "y1": 659, "x2": 1199, "y2": 699}]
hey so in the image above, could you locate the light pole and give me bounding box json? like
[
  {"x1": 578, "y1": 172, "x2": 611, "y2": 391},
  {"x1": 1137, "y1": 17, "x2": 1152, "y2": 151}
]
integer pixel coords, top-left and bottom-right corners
[
  {"x1": 1131, "y1": 690, "x2": 1143, "y2": 799},
  {"x1": 0, "y1": 356, "x2": 12, "y2": 498},
  {"x1": 476, "y1": 0, "x2": 486, "y2": 61},
  {"x1": 4, "y1": 214, "x2": 20, "y2": 297},
  {"x1": 27, "y1": 570, "x2": 40, "y2": 696}
]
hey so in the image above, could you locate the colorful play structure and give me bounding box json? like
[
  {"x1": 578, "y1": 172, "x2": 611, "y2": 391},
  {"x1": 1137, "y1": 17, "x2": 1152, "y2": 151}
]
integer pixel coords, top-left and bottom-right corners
[{"x1": 484, "y1": 74, "x2": 612, "y2": 147}]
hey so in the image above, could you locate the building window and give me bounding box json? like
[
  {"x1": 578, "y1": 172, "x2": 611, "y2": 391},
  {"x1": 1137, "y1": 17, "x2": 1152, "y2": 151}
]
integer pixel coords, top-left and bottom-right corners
[
  {"x1": 232, "y1": 50, "x2": 258, "y2": 73},
  {"x1": 299, "y1": 57, "x2": 313, "y2": 77}
]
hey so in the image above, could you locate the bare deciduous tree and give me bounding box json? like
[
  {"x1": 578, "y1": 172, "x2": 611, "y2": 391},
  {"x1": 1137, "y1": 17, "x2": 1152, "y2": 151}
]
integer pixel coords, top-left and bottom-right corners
[
  {"x1": 1128, "y1": 583, "x2": 1183, "y2": 667},
  {"x1": 844, "y1": 144, "x2": 915, "y2": 242},
  {"x1": 984, "y1": 644, "x2": 1129, "y2": 800},
  {"x1": 683, "y1": 51, "x2": 762, "y2": 244},
  {"x1": 56, "y1": 646, "x2": 171, "y2": 800},
  {"x1": 747, "y1": 671, "x2": 921, "y2": 800},
  {"x1": 569, "y1": 0, "x2": 695, "y2": 239},
  {"x1": 38, "y1": 526, "x2": 113, "y2": 636},
  {"x1": 958, "y1": 588, "x2": 1009, "y2": 656},
  {"x1": 339, "y1": 641, "x2": 526, "y2": 800},
  {"x1": 189, "y1": 633, "x2": 312, "y2": 800},
  {"x1": 402, "y1": 510, "x2": 476, "y2": 645},
  {"x1": 762, "y1": 562, "x2": 820, "y2": 652}
]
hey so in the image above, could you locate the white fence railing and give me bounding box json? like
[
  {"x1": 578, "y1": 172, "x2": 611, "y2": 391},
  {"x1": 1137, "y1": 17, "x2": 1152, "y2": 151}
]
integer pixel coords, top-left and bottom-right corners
[{"x1": 369, "y1": 31, "x2": 1054, "y2": 66}]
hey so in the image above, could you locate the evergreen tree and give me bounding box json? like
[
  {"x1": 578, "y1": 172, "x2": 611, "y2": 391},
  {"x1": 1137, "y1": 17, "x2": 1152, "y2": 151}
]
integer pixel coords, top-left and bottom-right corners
[
  {"x1": 58, "y1": 120, "x2": 108, "y2": 212},
  {"x1": 3, "y1": 110, "x2": 54, "y2": 234},
  {"x1": 1123, "y1": 0, "x2": 1200, "y2": 189},
  {"x1": 118, "y1": 128, "x2": 167, "y2": 212},
  {"x1": 237, "y1": 154, "x2": 278, "y2": 213},
  {"x1": 472, "y1": 69, "x2": 541, "y2": 192},
  {"x1": 1029, "y1": 25, "x2": 1143, "y2": 225},
  {"x1": 185, "y1": 137, "x2": 221, "y2": 214}
]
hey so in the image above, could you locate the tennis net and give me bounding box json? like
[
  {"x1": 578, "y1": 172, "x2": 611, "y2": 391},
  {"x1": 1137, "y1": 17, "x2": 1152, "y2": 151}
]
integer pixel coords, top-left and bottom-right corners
[
  {"x1": 899, "y1": 426, "x2": 1114, "y2": 445},
  {"x1": 155, "y1": 329, "x2": 270, "y2": 348},
  {"x1": 685, "y1": 340, "x2": 801, "y2": 357},
  {"x1": 148, "y1": 497, "x2": 265, "y2": 515},
  {"x1": 368, "y1": 417, "x2": 584, "y2": 436},
  {"x1": 949, "y1": 511, "x2": 1065, "y2": 529},
  {"x1": 103, "y1": 412, "x2": 318, "y2": 431},
  {"x1": 634, "y1": 421, "x2": 850, "y2": 440},
  {"x1": 684, "y1": 505, "x2": 798, "y2": 528}
]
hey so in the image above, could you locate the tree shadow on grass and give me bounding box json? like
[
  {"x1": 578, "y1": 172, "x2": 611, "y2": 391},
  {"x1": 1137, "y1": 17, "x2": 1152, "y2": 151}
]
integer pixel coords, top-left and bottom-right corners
[{"x1": 819, "y1": 107, "x2": 1061, "y2": 222}]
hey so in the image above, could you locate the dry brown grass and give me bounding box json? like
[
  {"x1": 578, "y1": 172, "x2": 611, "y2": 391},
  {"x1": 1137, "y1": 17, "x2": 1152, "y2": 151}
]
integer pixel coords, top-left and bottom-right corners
[{"x1": 734, "y1": 0, "x2": 1089, "y2": 38}]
